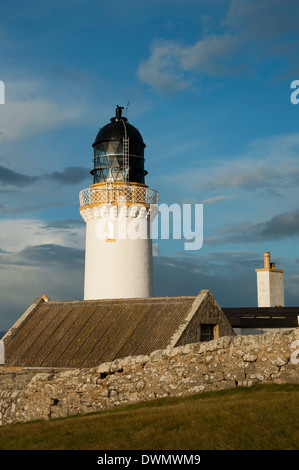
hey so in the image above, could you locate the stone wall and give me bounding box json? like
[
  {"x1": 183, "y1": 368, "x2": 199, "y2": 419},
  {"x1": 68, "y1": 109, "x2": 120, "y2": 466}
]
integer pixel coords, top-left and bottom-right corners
[
  {"x1": 0, "y1": 328, "x2": 298, "y2": 427},
  {"x1": 0, "y1": 369, "x2": 39, "y2": 391}
]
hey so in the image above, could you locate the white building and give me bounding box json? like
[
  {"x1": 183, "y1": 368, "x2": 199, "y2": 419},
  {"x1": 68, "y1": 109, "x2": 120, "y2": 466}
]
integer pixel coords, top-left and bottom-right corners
[
  {"x1": 79, "y1": 106, "x2": 159, "y2": 300},
  {"x1": 256, "y1": 251, "x2": 284, "y2": 307}
]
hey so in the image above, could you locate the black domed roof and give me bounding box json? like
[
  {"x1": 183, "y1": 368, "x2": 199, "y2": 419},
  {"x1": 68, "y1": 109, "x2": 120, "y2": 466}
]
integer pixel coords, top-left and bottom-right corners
[{"x1": 93, "y1": 105, "x2": 145, "y2": 148}]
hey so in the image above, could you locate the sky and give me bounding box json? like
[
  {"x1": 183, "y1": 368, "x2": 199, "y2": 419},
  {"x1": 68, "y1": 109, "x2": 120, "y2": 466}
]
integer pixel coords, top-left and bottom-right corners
[{"x1": 1, "y1": 0, "x2": 299, "y2": 331}]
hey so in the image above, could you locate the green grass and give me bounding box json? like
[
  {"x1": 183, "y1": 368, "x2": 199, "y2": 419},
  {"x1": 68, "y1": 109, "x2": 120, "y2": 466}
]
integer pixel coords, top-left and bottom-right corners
[{"x1": 0, "y1": 384, "x2": 298, "y2": 450}]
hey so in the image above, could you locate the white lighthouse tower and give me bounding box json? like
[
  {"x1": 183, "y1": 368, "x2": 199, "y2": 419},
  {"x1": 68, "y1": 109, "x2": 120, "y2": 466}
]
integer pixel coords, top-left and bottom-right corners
[{"x1": 79, "y1": 106, "x2": 159, "y2": 300}]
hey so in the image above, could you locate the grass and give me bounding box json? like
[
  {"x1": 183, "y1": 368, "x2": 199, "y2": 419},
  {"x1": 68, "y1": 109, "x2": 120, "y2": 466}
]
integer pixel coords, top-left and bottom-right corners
[{"x1": 0, "y1": 384, "x2": 298, "y2": 450}]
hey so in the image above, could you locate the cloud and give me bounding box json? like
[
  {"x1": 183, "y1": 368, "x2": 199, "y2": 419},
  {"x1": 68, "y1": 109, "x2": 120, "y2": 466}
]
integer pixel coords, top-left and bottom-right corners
[
  {"x1": 0, "y1": 216, "x2": 85, "y2": 331},
  {"x1": 284, "y1": 273, "x2": 299, "y2": 302},
  {"x1": 261, "y1": 209, "x2": 299, "y2": 237},
  {"x1": 199, "y1": 162, "x2": 284, "y2": 191},
  {"x1": 200, "y1": 196, "x2": 233, "y2": 205},
  {"x1": 43, "y1": 218, "x2": 84, "y2": 230},
  {"x1": 206, "y1": 208, "x2": 299, "y2": 246},
  {"x1": 153, "y1": 250, "x2": 259, "y2": 306},
  {"x1": 225, "y1": 0, "x2": 299, "y2": 40},
  {"x1": 138, "y1": 40, "x2": 193, "y2": 93},
  {"x1": 0, "y1": 201, "x2": 69, "y2": 216},
  {"x1": 0, "y1": 217, "x2": 84, "y2": 252},
  {"x1": 47, "y1": 166, "x2": 89, "y2": 185},
  {"x1": 0, "y1": 243, "x2": 84, "y2": 267},
  {"x1": 153, "y1": 247, "x2": 299, "y2": 309},
  {"x1": 138, "y1": 34, "x2": 241, "y2": 93},
  {"x1": 163, "y1": 132, "x2": 299, "y2": 194},
  {"x1": 0, "y1": 243, "x2": 84, "y2": 331},
  {"x1": 0, "y1": 164, "x2": 89, "y2": 188},
  {"x1": 0, "y1": 77, "x2": 82, "y2": 144},
  {"x1": 138, "y1": 0, "x2": 299, "y2": 93},
  {"x1": 201, "y1": 133, "x2": 299, "y2": 192},
  {"x1": 179, "y1": 34, "x2": 241, "y2": 75},
  {"x1": 0, "y1": 165, "x2": 39, "y2": 187}
]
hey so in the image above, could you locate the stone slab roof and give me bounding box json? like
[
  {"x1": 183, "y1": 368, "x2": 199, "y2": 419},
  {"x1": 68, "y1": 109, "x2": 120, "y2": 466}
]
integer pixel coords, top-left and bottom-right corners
[{"x1": 2, "y1": 290, "x2": 234, "y2": 368}]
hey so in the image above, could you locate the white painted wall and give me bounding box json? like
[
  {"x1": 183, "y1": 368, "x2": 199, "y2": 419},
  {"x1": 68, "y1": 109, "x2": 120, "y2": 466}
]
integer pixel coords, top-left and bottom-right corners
[
  {"x1": 82, "y1": 205, "x2": 154, "y2": 300},
  {"x1": 257, "y1": 270, "x2": 284, "y2": 307},
  {"x1": 257, "y1": 271, "x2": 270, "y2": 307}
]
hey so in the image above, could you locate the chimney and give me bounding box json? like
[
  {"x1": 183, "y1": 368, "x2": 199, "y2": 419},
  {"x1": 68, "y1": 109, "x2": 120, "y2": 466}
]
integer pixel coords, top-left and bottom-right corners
[
  {"x1": 255, "y1": 252, "x2": 284, "y2": 307},
  {"x1": 264, "y1": 251, "x2": 270, "y2": 269}
]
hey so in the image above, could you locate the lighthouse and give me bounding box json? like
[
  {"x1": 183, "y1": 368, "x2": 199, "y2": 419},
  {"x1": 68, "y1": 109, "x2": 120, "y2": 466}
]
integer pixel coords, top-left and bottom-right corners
[{"x1": 79, "y1": 106, "x2": 159, "y2": 300}]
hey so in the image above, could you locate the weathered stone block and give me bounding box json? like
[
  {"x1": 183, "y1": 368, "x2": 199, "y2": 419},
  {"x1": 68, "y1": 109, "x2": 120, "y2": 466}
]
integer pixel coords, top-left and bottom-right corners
[
  {"x1": 204, "y1": 372, "x2": 224, "y2": 384},
  {"x1": 223, "y1": 370, "x2": 245, "y2": 382},
  {"x1": 273, "y1": 370, "x2": 299, "y2": 384},
  {"x1": 243, "y1": 353, "x2": 258, "y2": 362}
]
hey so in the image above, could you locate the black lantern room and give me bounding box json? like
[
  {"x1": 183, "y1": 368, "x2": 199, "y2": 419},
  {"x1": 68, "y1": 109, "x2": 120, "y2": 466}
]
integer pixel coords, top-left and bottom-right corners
[{"x1": 91, "y1": 106, "x2": 147, "y2": 185}]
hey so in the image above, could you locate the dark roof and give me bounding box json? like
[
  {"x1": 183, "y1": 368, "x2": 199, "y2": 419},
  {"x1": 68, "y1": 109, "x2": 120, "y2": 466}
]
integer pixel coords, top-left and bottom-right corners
[
  {"x1": 93, "y1": 120, "x2": 145, "y2": 146},
  {"x1": 2, "y1": 291, "x2": 233, "y2": 368},
  {"x1": 93, "y1": 107, "x2": 145, "y2": 147},
  {"x1": 223, "y1": 307, "x2": 299, "y2": 328}
]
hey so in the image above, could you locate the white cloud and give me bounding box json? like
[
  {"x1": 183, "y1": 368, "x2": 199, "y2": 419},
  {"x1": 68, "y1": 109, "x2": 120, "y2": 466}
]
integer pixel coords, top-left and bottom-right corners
[
  {"x1": 0, "y1": 78, "x2": 82, "y2": 144},
  {"x1": 138, "y1": 34, "x2": 241, "y2": 93},
  {"x1": 138, "y1": 40, "x2": 192, "y2": 93},
  {"x1": 205, "y1": 207, "x2": 299, "y2": 247},
  {"x1": 200, "y1": 196, "x2": 234, "y2": 205},
  {"x1": 0, "y1": 217, "x2": 85, "y2": 330},
  {"x1": 225, "y1": 0, "x2": 299, "y2": 40},
  {"x1": 138, "y1": 0, "x2": 299, "y2": 93},
  {"x1": 179, "y1": 34, "x2": 240, "y2": 74},
  {"x1": 198, "y1": 133, "x2": 299, "y2": 191},
  {"x1": 0, "y1": 247, "x2": 84, "y2": 331},
  {"x1": 157, "y1": 132, "x2": 299, "y2": 195},
  {"x1": 0, "y1": 218, "x2": 84, "y2": 252}
]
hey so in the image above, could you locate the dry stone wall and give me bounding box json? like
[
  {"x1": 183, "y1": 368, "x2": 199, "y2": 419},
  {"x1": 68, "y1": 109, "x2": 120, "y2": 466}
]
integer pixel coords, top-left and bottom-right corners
[
  {"x1": 0, "y1": 328, "x2": 299, "y2": 426},
  {"x1": 0, "y1": 369, "x2": 39, "y2": 391}
]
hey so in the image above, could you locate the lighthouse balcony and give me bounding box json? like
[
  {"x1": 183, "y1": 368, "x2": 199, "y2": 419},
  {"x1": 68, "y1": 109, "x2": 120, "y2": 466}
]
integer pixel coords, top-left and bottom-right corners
[{"x1": 79, "y1": 184, "x2": 159, "y2": 209}]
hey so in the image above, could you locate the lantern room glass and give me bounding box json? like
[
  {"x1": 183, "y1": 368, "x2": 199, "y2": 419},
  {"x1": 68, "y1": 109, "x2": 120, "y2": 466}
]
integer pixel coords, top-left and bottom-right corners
[{"x1": 91, "y1": 141, "x2": 147, "y2": 185}]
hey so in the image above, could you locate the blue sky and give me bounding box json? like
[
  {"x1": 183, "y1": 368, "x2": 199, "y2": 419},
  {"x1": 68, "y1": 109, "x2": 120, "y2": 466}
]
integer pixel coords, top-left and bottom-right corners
[{"x1": 1, "y1": 0, "x2": 299, "y2": 330}]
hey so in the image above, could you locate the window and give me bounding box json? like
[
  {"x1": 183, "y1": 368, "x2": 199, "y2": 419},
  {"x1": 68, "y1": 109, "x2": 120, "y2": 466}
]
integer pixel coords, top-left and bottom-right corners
[
  {"x1": 200, "y1": 324, "x2": 216, "y2": 342},
  {"x1": 106, "y1": 220, "x2": 116, "y2": 242}
]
